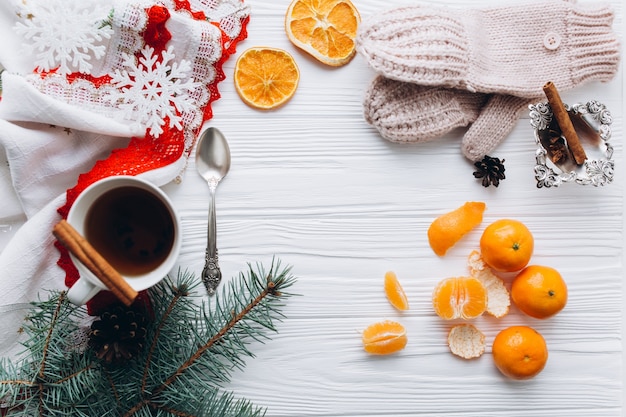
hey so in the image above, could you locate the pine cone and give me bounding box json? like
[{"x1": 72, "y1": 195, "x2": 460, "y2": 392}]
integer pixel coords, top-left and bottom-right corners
[
  {"x1": 473, "y1": 156, "x2": 506, "y2": 187},
  {"x1": 88, "y1": 304, "x2": 148, "y2": 364}
]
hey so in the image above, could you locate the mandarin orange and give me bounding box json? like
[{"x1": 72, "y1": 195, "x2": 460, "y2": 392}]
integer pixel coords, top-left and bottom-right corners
[
  {"x1": 479, "y1": 219, "x2": 534, "y2": 272},
  {"x1": 511, "y1": 265, "x2": 567, "y2": 319},
  {"x1": 492, "y1": 325, "x2": 548, "y2": 379}
]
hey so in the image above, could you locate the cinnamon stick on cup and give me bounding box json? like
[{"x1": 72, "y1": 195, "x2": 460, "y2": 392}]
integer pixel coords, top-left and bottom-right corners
[
  {"x1": 53, "y1": 219, "x2": 138, "y2": 306},
  {"x1": 542, "y1": 81, "x2": 587, "y2": 165}
]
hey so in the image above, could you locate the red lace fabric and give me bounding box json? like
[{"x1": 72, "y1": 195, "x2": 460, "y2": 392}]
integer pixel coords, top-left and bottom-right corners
[{"x1": 53, "y1": 3, "x2": 249, "y2": 315}]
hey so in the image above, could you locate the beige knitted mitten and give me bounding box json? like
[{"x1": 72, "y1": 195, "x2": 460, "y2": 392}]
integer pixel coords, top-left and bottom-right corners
[
  {"x1": 357, "y1": 0, "x2": 620, "y2": 98},
  {"x1": 363, "y1": 76, "x2": 531, "y2": 161}
]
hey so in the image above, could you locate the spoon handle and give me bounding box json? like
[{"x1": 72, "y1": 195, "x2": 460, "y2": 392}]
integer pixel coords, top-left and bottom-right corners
[{"x1": 201, "y1": 185, "x2": 221, "y2": 296}]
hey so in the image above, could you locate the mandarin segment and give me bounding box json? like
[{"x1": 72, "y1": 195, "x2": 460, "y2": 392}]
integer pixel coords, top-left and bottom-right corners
[
  {"x1": 468, "y1": 250, "x2": 510, "y2": 318},
  {"x1": 362, "y1": 320, "x2": 407, "y2": 355},
  {"x1": 384, "y1": 271, "x2": 409, "y2": 311},
  {"x1": 234, "y1": 47, "x2": 299, "y2": 110},
  {"x1": 428, "y1": 202, "x2": 486, "y2": 256},
  {"x1": 492, "y1": 326, "x2": 548, "y2": 379},
  {"x1": 448, "y1": 324, "x2": 486, "y2": 359},
  {"x1": 285, "y1": 0, "x2": 360, "y2": 66},
  {"x1": 432, "y1": 277, "x2": 487, "y2": 320},
  {"x1": 480, "y1": 219, "x2": 534, "y2": 272}
]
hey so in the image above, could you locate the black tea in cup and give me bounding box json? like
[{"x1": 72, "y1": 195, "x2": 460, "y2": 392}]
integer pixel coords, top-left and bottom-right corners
[{"x1": 85, "y1": 185, "x2": 175, "y2": 276}]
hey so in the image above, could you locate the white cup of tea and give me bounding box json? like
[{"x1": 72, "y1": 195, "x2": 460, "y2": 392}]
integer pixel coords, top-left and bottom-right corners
[{"x1": 66, "y1": 176, "x2": 181, "y2": 306}]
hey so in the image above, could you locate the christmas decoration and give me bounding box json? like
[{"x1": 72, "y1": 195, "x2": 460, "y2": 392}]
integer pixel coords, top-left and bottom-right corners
[
  {"x1": 6, "y1": 0, "x2": 251, "y2": 319},
  {"x1": 0, "y1": 259, "x2": 295, "y2": 416},
  {"x1": 473, "y1": 156, "x2": 506, "y2": 188},
  {"x1": 108, "y1": 45, "x2": 200, "y2": 137},
  {"x1": 88, "y1": 303, "x2": 149, "y2": 365},
  {"x1": 14, "y1": 0, "x2": 114, "y2": 75}
]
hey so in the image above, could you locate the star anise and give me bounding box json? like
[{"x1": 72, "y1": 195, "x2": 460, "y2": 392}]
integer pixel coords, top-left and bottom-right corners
[{"x1": 473, "y1": 155, "x2": 506, "y2": 187}]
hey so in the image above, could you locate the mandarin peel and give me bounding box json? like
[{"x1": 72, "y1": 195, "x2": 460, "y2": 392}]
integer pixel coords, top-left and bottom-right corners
[
  {"x1": 467, "y1": 250, "x2": 510, "y2": 318},
  {"x1": 428, "y1": 201, "x2": 486, "y2": 256},
  {"x1": 447, "y1": 324, "x2": 486, "y2": 359}
]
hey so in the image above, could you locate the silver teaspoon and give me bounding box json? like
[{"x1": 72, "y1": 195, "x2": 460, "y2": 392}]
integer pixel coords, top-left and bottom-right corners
[{"x1": 195, "y1": 127, "x2": 231, "y2": 295}]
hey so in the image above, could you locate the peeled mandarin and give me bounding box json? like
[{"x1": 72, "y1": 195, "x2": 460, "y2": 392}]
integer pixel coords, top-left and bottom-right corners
[{"x1": 432, "y1": 276, "x2": 487, "y2": 320}]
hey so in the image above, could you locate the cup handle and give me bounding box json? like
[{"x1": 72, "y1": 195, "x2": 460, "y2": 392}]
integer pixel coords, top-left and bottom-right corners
[{"x1": 67, "y1": 278, "x2": 101, "y2": 306}]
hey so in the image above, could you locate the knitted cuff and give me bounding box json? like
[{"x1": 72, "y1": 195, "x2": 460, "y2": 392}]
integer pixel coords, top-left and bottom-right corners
[
  {"x1": 356, "y1": 5, "x2": 468, "y2": 88},
  {"x1": 461, "y1": 95, "x2": 533, "y2": 161},
  {"x1": 363, "y1": 76, "x2": 488, "y2": 143},
  {"x1": 356, "y1": 0, "x2": 620, "y2": 98},
  {"x1": 566, "y1": 4, "x2": 621, "y2": 88}
]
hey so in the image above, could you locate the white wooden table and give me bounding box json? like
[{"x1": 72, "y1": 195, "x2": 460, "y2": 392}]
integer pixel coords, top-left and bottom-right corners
[{"x1": 1, "y1": 0, "x2": 624, "y2": 415}]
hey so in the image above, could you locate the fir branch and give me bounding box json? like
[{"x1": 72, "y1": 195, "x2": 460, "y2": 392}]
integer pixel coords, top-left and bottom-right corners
[
  {"x1": 1, "y1": 258, "x2": 296, "y2": 417},
  {"x1": 141, "y1": 278, "x2": 192, "y2": 393},
  {"x1": 155, "y1": 268, "x2": 283, "y2": 394},
  {"x1": 1, "y1": 292, "x2": 115, "y2": 416},
  {"x1": 54, "y1": 364, "x2": 95, "y2": 384},
  {"x1": 125, "y1": 258, "x2": 295, "y2": 416},
  {"x1": 38, "y1": 291, "x2": 65, "y2": 380},
  {"x1": 165, "y1": 262, "x2": 291, "y2": 386}
]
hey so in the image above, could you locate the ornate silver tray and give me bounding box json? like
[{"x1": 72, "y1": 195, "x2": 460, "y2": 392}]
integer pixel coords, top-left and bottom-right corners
[{"x1": 529, "y1": 100, "x2": 613, "y2": 188}]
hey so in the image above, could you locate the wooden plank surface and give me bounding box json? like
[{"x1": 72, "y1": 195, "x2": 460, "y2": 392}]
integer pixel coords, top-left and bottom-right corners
[
  {"x1": 158, "y1": 0, "x2": 625, "y2": 415},
  {"x1": 0, "y1": 0, "x2": 623, "y2": 415}
]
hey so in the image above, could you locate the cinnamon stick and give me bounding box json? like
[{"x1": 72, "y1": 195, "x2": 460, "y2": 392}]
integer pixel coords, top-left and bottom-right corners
[
  {"x1": 542, "y1": 81, "x2": 587, "y2": 165},
  {"x1": 53, "y1": 219, "x2": 138, "y2": 306}
]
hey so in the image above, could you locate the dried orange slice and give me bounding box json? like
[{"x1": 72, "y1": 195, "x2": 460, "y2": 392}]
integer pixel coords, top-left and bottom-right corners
[
  {"x1": 234, "y1": 47, "x2": 299, "y2": 110},
  {"x1": 384, "y1": 271, "x2": 409, "y2": 311},
  {"x1": 448, "y1": 324, "x2": 485, "y2": 359},
  {"x1": 427, "y1": 202, "x2": 486, "y2": 256},
  {"x1": 432, "y1": 276, "x2": 487, "y2": 320},
  {"x1": 468, "y1": 250, "x2": 510, "y2": 318},
  {"x1": 285, "y1": 0, "x2": 361, "y2": 66},
  {"x1": 362, "y1": 320, "x2": 407, "y2": 355}
]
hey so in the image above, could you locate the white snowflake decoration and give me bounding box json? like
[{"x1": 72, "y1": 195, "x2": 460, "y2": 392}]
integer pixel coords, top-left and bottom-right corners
[
  {"x1": 14, "y1": 0, "x2": 113, "y2": 75},
  {"x1": 108, "y1": 45, "x2": 200, "y2": 137}
]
